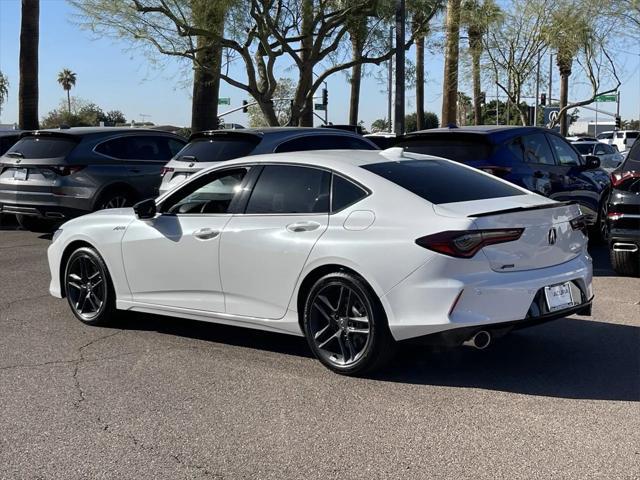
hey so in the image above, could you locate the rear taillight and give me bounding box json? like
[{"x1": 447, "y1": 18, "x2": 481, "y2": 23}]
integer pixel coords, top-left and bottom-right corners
[
  {"x1": 607, "y1": 211, "x2": 624, "y2": 221},
  {"x1": 611, "y1": 170, "x2": 640, "y2": 187},
  {"x1": 570, "y1": 215, "x2": 587, "y2": 231},
  {"x1": 415, "y1": 229, "x2": 524, "y2": 258},
  {"x1": 48, "y1": 165, "x2": 85, "y2": 176},
  {"x1": 160, "y1": 167, "x2": 174, "y2": 177}
]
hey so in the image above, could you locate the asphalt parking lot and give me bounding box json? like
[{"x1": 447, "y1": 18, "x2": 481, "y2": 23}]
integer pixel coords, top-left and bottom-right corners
[{"x1": 0, "y1": 224, "x2": 638, "y2": 479}]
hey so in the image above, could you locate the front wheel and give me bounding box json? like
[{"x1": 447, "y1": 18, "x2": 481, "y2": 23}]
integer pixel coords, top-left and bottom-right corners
[
  {"x1": 303, "y1": 272, "x2": 396, "y2": 375},
  {"x1": 64, "y1": 247, "x2": 117, "y2": 325}
]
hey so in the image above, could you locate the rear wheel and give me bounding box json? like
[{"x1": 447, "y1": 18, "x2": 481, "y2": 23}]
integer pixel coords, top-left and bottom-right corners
[
  {"x1": 64, "y1": 247, "x2": 117, "y2": 325},
  {"x1": 95, "y1": 190, "x2": 133, "y2": 211},
  {"x1": 591, "y1": 201, "x2": 609, "y2": 244},
  {"x1": 609, "y1": 248, "x2": 639, "y2": 277},
  {"x1": 303, "y1": 272, "x2": 395, "y2": 375},
  {"x1": 16, "y1": 215, "x2": 58, "y2": 233}
]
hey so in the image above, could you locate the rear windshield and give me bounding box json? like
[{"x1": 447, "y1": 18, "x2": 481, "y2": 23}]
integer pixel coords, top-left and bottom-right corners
[
  {"x1": 398, "y1": 138, "x2": 492, "y2": 163},
  {"x1": 626, "y1": 132, "x2": 639, "y2": 139},
  {"x1": 573, "y1": 143, "x2": 594, "y2": 155},
  {"x1": 5, "y1": 136, "x2": 77, "y2": 159},
  {"x1": 176, "y1": 136, "x2": 259, "y2": 162},
  {"x1": 362, "y1": 159, "x2": 525, "y2": 204}
]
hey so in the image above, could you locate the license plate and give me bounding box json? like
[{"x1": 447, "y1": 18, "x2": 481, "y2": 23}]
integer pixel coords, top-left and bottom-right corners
[
  {"x1": 544, "y1": 282, "x2": 574, "y2": 312},
  {"x1": 13, "y1": 168, "x2": 28, "y2": 181}
]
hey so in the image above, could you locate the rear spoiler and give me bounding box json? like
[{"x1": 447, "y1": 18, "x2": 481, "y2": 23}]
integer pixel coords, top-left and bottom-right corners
[{"x1": 469, "y1": 201, "x2": 578, "y2": 218}]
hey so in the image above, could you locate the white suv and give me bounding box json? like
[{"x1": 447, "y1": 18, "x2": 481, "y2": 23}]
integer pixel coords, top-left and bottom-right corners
[{"x1": 597, "y1": 130, "x2": 640, "y2": 152}]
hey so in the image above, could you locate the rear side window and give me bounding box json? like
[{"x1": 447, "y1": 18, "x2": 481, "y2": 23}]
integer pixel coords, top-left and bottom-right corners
[
  {"x1": 274, "y1": 135, "x2": 376, "y2": 153},
  {"x1": 176, "y1": 136, "x2": 260, "y2": 162},
  {"x1": 332, "y1": 175, "x2": 368, "y2": 212},
  {"x1": 245, "y1": 165, "x2": 331, "y2": 214},
  {"x1": 399, "y1": 138, "x2": 492, "y2": 163},
  {"x1": 362, "y1": 160, "x2": 525, "y2": 205},
  {"x1": 6, "y1": 136, "x2": 77, "y2": 159},
  {"x1": 0, "y1": 135, "x2": 20, "y2": 156},
  {"x1": 95, "y1": 135, "x2": 175, "y2": 160}
]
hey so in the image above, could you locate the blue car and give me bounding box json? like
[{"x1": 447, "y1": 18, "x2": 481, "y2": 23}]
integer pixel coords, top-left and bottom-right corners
[{"x1": 396, "y1": 126, "x2": 611, "y2": 241}]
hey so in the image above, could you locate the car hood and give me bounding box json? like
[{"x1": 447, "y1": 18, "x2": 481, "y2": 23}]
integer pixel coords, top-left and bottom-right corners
[{"x1": 59, "y1": 207, "x2": 136, "y2": 230}]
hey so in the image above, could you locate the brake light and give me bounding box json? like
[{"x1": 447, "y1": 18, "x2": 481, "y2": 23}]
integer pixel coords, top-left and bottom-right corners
[
  {"x1": 570, "y1": 215, "x2": 587, "y2": 231},
  {"x1": 48, "y1": 165, "x2": 85, "y2": 176},
  {"x1": 415, "y1": 229, "x2": 524, "y2": 258},
  {"x1": 607, "y1": 211, "x2": 624, "y2": 221},
  {"x1": 611, "y1": 170, "x2": 640, "y2": 187},
  {"x1": 160, "y1": 167, "x2": 174, "y2": 177}
]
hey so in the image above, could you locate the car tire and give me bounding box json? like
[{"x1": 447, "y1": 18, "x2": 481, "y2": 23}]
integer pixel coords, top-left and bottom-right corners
[
  {"x1": 64, "y1": 247, "x2": 117, "y2": 325},
  {"x1": 15, "y1": 215, "x2": 58, "y2": 233},
  {"x1": 302, "y1": 272, "x2": 396, "y2": 375},
  {"x1": 591, "y1": 200, "x2": 609, "y2": 245},
  {"x1": 95, "y1": 190, "x2": 133, "y2": 211},
  {"x1": 609, "y1": 248, "x2": 639, "y2": 277}
]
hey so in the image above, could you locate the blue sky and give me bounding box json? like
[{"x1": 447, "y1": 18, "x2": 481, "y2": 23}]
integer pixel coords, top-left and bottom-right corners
[{"x1": 1, "y1": 0, "x2": 639, "y2": 129}]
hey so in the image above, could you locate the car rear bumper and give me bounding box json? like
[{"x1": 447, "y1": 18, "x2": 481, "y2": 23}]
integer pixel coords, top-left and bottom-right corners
[
  {"x1": 0, "y1": 191, "x2": 91, "y2": 219},
  {"x1": 609, "y1": 228, "x2": 640, "y2": 253},
  {"x1": 381, "y1": 252, "x2": 593, "y2": 341}
]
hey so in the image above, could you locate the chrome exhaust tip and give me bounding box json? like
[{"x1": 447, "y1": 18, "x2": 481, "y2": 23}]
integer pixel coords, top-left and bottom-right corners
[
  {"x1": 44, "y1": 212, "x2": 65, "y2": 219},
  {"x1": 612, "y1": 242, "x2": 638, "y2": 253},
  {"x1": 463, "y1": 330, "x2": 491, "y2": 350}
]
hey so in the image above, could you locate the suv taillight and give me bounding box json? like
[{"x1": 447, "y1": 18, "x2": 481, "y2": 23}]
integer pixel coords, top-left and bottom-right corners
[
  {"x1": 160, "y1": 167, "x2": 174, "y2": 177},
  {"x1": 611, "y1": 170, "x2": 640, "y2": 187},
  {"x1": 415, "y1": 229, "x2": 524, "y2": 258},
  {"x1": 48, "y1": 165, "x2": 85, "y2": 176}
]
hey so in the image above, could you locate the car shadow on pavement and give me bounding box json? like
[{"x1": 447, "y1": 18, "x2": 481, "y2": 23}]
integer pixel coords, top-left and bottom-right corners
[{"x1": 380, "y1": 317, "x2": 640, "y2": 402}]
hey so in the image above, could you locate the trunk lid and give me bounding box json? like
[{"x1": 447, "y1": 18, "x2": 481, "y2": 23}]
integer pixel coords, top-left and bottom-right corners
[{"x1": 434, "y1": 196, "x2": 586, "y2": 272}]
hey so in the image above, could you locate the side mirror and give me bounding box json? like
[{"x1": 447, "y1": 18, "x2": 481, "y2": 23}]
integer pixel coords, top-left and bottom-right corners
[
  {"x1": 584, "y1": 155, "x2": 601, "y2": 170},
  {"x1": 133, "y1": 198, "x2": 157, "y2": 219}
]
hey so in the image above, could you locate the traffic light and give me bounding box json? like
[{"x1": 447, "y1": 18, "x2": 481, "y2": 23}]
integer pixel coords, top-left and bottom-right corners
[
  {"x1": 479, "y1": 91, "x2": 486, "y2": 104},
  {"x1": 322, "y1": 88, "x2": 328, "y2": 106},
  {"x1": 615, "y1": 115, "x2": 621, "y2": 129},
  {"x1": 242, "y1": 100, "x2": 249, "y2": 113},
  {"x1": 540, "y1": 93, "x2": 546, "y2": 106}
]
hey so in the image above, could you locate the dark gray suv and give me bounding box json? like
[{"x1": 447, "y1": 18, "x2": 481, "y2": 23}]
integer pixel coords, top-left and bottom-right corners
[{"x1": 0, "y1": 127, "x2": 186, "y2": 231}]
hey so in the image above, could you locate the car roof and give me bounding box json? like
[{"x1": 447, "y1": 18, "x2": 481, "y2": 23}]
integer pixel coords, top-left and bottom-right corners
[
  {"x1": 191, "y1": 126, "x2": 366, "y2": 140},
  {"x1": 401, "y1": 125, "x2": 551, "y2": 144},
  {"x1": 0, "y1": 130, "x2": 25, "y2": 137},
  {"x1": 27, "y1": 127, "x2": 180, "y2": 138}
]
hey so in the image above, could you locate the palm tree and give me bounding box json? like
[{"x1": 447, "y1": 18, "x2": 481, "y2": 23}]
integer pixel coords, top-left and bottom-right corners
[
  {"x1": 441, "y1": 0, "x2": 462, "y2": 126},
  {"x1": 19, "y1": 0, "x2": 39, "y2": 130},
  {"x1": 57, "y1": 69, "x2": 77, "y2": 114},
  {"x1": 0, "y1": 71, "x2": 8, "y2": 120},
  {"x1": 461, "y1": 0, "x2": 501, "y2": 125},
  {"x1": 347, "y1": 16, "x2": 367, "y2": 126}
]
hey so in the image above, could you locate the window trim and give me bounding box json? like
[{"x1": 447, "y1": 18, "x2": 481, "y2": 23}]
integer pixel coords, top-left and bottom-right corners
[
  {"x1": 92, "y1": 133, "x2": 186, "y2": 162},
  {"x1": 330, "y1": 172, "x2": 371, "y2": 214}
]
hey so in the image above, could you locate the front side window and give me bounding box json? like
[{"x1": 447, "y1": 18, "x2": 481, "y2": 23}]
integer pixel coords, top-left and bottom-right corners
[
  {"x1": 245, "y1": 165, "x2": 331, "y2": 214},
  {"x1": 547, "y1": 134, "x2": 582, "y2": 166},
  {"x1": 521, "y1": 134, "x2": 555, "y2": 165},
  {"x1": 275, "y1": 135, "x2": 376, "y2": 153},
  {"x1": 362, "y1": 159, "x2": 525, "y2": 205},
  {"x1": 594, "y1": 144, "x2": 607, "y2": 155},
  {"x1": 162, "y1": 167, "x2": 248, "y2": 214}
]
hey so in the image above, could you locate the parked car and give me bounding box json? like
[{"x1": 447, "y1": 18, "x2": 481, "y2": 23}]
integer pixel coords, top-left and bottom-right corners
[
  {"x1": 395, "y1": 126, "x2": 611, "y2": 241},
  {"x1": 608, "y1": 148, "x2": 640, "y2": 276},
  {"x1": 364, "y1": 132, "x2": 397, "y2": 150},
  {"x1": 597, "y1": 130, "x2": 640, "y2": 152},
  {"x1": 571, "y1": 140, "x2": 624, "y2": 171},
  {"x1": 48, "y1": 149, "x2": 592, "y2": 375},
  {"x1": 0, "y1": 130, "x2": 25, "y2": 156},
  {"x1": 566, "y1": 136, "x2": 598, "y2": 142},
  {"x1": 159, "y1": 127, "x2": 378, "y2": 195},
  {"x1": 0, "y1": 127, "x2": 186, "y2": 231}
]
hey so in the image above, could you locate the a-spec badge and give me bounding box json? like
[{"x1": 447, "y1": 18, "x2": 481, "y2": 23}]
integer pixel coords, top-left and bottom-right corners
[{"x1": 113, "y1": 226, "x2": 126, "y2": 231}]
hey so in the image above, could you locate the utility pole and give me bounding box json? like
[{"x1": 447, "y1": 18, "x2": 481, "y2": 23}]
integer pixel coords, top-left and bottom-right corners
[
  {"x1": 388, "y1": 27, "x2": 393, "y2": 133},
  {"x1": 534, "y1": 51, "x2": 540, "y2": 127},
  {"x1": 549, "y1": 53, "x2": 553, "y2": 105},
  {"x1": 394, "y1": 0, "x2": 405, "y2": 135}
]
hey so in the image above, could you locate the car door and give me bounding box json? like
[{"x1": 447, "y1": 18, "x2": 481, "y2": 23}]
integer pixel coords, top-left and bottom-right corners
[
  {"x1": 121, "y1": 166, "x2": 251, "y2": 312},
  {"x1": 219, "y1": 164, "x2": 331, "y2": 319},
  {"x1": 545, "y1": 133, "x2": 600, "y2": 220},
  {"x1": 516, "y1": 133, "x2": 555, "y2": 196}
]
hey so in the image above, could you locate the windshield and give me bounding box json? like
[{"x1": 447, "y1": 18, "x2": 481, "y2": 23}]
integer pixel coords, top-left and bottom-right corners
[
  {"x1": 362, "y1": 159, "x2": 525, "y2": 204},
  {"x1": 5, "y1": 136, "x2": 77, "y2": 159}
]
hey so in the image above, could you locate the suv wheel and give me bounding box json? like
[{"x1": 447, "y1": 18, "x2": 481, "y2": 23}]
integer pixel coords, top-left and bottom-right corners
[
  {"x1": 610, "y1": 248, "x2": 639, "y2": 277},
  {"x1": 591, "y1": 201, "x2": 609, "y2": 244},
  {"x1": 96, "y1": 191, "x2": 133, "y2": 211},
  {"x1": 302, "y1": 272, "x2": 396, "y2": 375}
]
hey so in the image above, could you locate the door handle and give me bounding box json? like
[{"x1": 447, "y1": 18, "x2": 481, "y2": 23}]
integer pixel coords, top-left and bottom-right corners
[
  {"x1": 193, "y1": 228, "x2": 220, "y2": 240},
  {"x1": 286, "y1": 221, "x2": 321, "y2": 233}
]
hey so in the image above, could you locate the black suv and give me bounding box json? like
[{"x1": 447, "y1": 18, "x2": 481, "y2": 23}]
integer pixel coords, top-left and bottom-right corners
[
  {"x1": 608, "y1": 148, "x2": 640, "y2": 276},
  {"x1": 0, "y1": 127, "x2": 186, "y2": 231}
]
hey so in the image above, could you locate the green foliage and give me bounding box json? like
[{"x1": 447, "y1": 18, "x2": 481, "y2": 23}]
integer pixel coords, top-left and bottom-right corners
[
  {"x1": 405, "y1": 111, "x2": 439, "y2": 132},
  {"x1": 41, "y1": 98, "x2": 126, "y2": 128},
  {"x1": 57, "y1": 68, "x2": 77, "y2": 91},
  {"x1": 0, "y1": 71, "x2": 8, "y2": 118},
  {"x1": 371, "y1": 118, "x2": 390, "y2": 132}
]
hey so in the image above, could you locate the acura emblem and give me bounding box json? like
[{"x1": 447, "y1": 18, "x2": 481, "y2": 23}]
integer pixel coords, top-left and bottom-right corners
[{"x1": 548, "y1": 227, "x2": 557, "y2": 245}]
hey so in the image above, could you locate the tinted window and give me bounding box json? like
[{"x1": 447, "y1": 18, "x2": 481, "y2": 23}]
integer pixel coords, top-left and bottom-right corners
[
  {"x1": 574, "y1": 143, "x2": 595, "y2": 155},
  {"x1": 0, "y1": 135, "x2": 20, "y2": 156},
  {"x1": 594, "y1": 144, "x2": 607, "y2": 155},
  {"x1": 626, "y1": 132, "x2": 639, "y2": 139},
  {"x1": 163, "y1": 168, "x2": 248, "y2": 214},
  {"x1": 332, "y1": 175, "x2": 368, "y2": 212},
  {"x1": 399, "y1": 138, "x2": 492, "y2": 162},
  {"x1": 246, "y1": 165, "x2": 331, "y2": 214},
  {"x1": 275, "y1": 135, "x2": 376, "y2": 153},
  {"x1": 95, "y1": 135, "x2": 173, "y2": 160},
  {"x1": 168, "y1": 138, "x2": 186, "y2": 156},
  {"x1": 521, "y1": 134, "x2": 556, "y2": 165},
  {"x1": 597, "y1": 132, "x2": 613, "y2": 140},
  {"x1": 547, "y1": 134, "x2": 582, "y2": 166},
  {"x1": 6, "y1": 136, "x2": 77, "y2": 159},
  {"x1": 176, "y1": 136, "x2": 259, "y2": 162},
  {"x1": 362, "y1": 160, "x2": 525, "y2": 204}
]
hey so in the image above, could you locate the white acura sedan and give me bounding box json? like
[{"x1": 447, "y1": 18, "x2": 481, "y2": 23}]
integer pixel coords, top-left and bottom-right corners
[{"x1": 47, "y1": 148, "x2": 593, "y2": 375}]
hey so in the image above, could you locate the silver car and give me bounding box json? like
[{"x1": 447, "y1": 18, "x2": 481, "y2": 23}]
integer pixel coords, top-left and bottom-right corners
[
  {"x1": 571, "y1": 140, "x2": 624, "y2": 171},
  {"x1": 0, "y1": 127, "x2": 185, "y2": 231}
]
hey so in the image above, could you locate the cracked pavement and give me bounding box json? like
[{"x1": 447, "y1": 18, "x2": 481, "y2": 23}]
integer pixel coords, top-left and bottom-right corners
[{"x1": 1, "y1": 226, "x2": 639, "y2": 479}]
